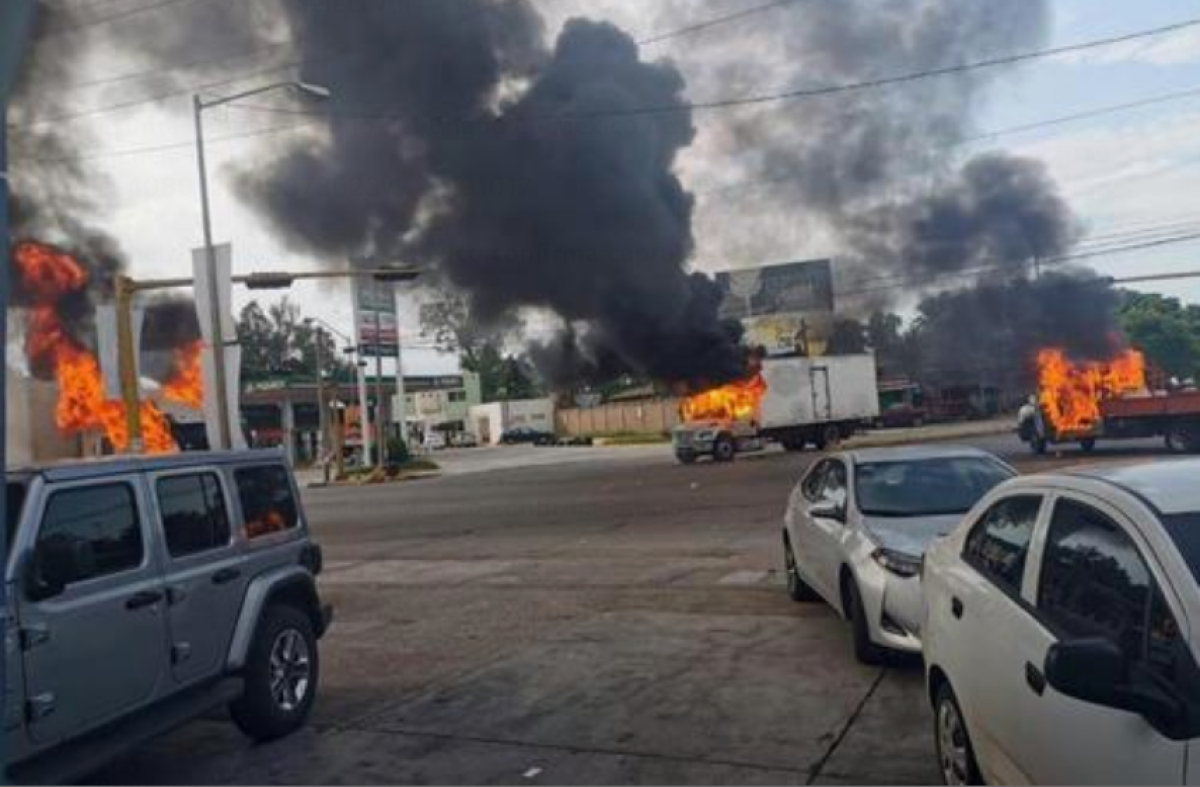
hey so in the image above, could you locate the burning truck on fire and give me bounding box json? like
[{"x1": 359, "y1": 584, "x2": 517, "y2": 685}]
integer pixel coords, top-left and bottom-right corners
[
  {"x1": 672, "y1": 354, "x2": 879, "y2": 464},
  {"x1": 1019, "y1": 347, "x2": 1200, "y2": 454}
]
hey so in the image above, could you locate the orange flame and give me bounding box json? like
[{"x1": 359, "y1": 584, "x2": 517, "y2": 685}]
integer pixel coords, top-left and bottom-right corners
[
  {"x1": 681, "y1": 374, "x2": 768, "y2": 422},
  {"x1": 1036, "y1": 347, "x2": 1146, "y2": 434},
  {"x1": 162, "y1": 340, "x2": 204, "y2": 410},
  {"x1": 13, "y1": 241, "x2": 179, "y2": 454}
]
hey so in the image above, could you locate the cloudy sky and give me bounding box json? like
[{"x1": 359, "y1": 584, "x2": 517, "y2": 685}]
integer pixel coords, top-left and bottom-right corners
[{"x1": 12, "y1": 0, "x2": 1200, "y2": 374}]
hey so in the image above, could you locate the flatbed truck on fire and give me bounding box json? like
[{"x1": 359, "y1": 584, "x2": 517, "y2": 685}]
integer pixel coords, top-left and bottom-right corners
[
  {"x1": 1019, "y1": 348, "x2": 1200, "y2": 453},
  {"x1": 672, "y1": 354, "x2": 879, "y2": 463}
]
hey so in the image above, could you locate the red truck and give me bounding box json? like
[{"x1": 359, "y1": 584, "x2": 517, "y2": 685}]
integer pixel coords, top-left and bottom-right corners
[{"x1": 1021, "y1": 387, "x2": 1200, "y2": 454}]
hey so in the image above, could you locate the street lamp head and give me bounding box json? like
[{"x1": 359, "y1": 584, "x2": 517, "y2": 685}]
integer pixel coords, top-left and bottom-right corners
[{"x1": 293, "y1": 81, "x2": 332, "y2": 101}]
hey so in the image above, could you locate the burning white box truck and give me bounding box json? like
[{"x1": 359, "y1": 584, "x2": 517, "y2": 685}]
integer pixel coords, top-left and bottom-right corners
[{"x1": 672, "y1": 354, "x2": 879, "y2": 464}]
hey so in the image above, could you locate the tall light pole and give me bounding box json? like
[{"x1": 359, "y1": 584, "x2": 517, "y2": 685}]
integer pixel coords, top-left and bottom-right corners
[
  {"x1": 194, "y1": 80, "x2": 331, "y2": 449},
  {"x1": 2, "y1": 2, "x2": 38, "y2": 779}
]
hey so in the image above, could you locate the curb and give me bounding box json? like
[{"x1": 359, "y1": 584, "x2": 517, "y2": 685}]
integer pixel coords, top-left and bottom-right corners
[{"x1": 844, "y1": 421, "x2": 1013, "y2": 449}]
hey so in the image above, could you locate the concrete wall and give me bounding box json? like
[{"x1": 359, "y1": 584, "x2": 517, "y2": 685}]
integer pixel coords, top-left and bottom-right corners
[
  {"x1": 469, "y1": 398, "x2": 556, "y2": 445},
  {"x1": 556, "y1": 398, "x2": 682, "y2": 438}
]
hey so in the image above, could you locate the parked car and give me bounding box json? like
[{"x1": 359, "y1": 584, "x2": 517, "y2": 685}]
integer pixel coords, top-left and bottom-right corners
[
  {"x1": 3, "y1": 450, "x2": 331, "y2": 784},
  {"x1": 783, "y1": 445, "x2": 1014, "y2": 664},
  {"x1": 879, "y1": 402, "x2": 928, "y2": 429},
  {"x1": 451, "y1": 432, "x2": 479, "y2": 448},
  {"x1": 499, "y1": 427, "x2": 554, "y2": 445},
  {"x1": 922, "y1": 460, "x2": 1200, "y2": 785}
]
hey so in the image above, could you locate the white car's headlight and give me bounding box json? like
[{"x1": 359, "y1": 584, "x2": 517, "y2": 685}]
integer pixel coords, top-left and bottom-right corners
[{"x1": 871, "y1": 548, "x2": 922, "y2": 578}]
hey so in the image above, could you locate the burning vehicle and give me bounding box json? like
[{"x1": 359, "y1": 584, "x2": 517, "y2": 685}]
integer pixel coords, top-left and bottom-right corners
[
  {"x1": 1019, "y1": 346, "x2": 1200, "y2": 454},
  {"x1": 672, "y1": 355, "x2": 879, "y2": 464},
  {"x1": 11, "y1": 241, "x2": 203, "y2": 456}
]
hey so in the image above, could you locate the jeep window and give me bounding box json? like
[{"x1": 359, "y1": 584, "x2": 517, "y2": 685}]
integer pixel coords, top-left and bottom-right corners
[
  {"x1": 7, "y1": 480, "x2": 26, "y2": 548},
  {"x1": 235, "y1": 465, "x2": 298, "y2": 538},
  {"x1": 157, "y1": 473, "x2": 232, "y2": 557},
  {"x1": 36, "y1": 483, "x2": 143, "y2": 584}
]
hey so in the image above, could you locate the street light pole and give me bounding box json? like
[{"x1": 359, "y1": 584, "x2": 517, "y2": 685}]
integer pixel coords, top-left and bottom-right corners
[
  {"x1": 313, "y1": 325, "x2": 328, "y2": 468},
  {"x1": 192, "y1": 80, "x2": 330, "y2": 451},
  {"x1": 194, "y1": 94, "x2": 234, "y2": 451}
]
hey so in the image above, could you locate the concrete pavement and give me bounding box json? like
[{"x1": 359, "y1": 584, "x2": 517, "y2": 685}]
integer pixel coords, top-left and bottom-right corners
[{"x1": 91, "y1": 431, "x2": 1167, "y2": 785}]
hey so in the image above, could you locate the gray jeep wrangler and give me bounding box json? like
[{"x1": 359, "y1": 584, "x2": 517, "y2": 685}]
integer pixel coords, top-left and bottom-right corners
[{"x1": 3, "y1": 450, "x2": 331, "y2": 784}]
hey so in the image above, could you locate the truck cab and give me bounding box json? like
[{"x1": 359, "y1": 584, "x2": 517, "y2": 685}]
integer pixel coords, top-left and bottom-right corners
[{"x1": 672, "y1": 419, "x2": 762, "y2": 463}]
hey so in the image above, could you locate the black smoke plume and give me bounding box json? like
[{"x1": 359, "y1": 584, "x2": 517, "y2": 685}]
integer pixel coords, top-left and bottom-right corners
[
  {"x1": 910, "y1": 271, "x2": 1122, "y2": 388},
  {"x1": 228, "y1": 4, "x2": 746, "y2": 386},
  {"x1": 8, "y1": 2, "x2": 202, "y2": 379}
]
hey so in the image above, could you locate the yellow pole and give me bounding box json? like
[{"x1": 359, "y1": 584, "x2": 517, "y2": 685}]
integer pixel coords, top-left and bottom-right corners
[{"x1": 116, "y1": 277, "x2": 144, "y2": 453}]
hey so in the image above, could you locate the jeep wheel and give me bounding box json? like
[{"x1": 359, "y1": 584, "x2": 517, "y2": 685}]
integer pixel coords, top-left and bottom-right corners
[
  {"x1": 231, "y1": 605, "x2": 319, "y2": 742},
  {"x1": 713, "y1": 436, "x2": 736, "y2": 462}
]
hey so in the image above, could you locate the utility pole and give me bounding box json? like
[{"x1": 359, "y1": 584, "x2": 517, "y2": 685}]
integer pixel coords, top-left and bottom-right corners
[
  {"x1": 313, "y1": 325, "x2": 328, "y2": 473},
  {"x1": 375, "y1": 308, "x2": 387, "y2": 465},
  {"x1": 2, "y1": 3, "x2": 38, "y2": 780}
]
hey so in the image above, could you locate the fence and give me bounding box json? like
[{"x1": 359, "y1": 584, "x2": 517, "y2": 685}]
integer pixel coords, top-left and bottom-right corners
[{"x1": 556, "y1": 398, "x2": 682, "y2": 437}]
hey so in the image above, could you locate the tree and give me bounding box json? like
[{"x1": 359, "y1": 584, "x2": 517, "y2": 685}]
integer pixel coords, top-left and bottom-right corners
[
  {"x1": 419, "y1": 292, "x2": 501, "y2": 371},
  {"x1": 236, "y1": 297, "x2": 348, "y2": 385},
  {"x1": 1118, "y1": 292, "x2": 1200, "y2": 379},
  {"x1": 826, "y1": 317, "x2": 867, "y2": 355}
]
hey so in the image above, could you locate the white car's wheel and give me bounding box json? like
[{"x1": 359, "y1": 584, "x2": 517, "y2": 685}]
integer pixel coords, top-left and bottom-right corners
[
  {"x1": 934, "y1": 682, "x2": 981, "y2": 786},
  {"x1": 784, "y1": 537, "x2": 820, "y2": 602}
]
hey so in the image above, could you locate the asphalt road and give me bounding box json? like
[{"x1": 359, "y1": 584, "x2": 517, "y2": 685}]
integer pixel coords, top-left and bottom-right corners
[{"x1": 92, "y1": 431, "x2": 1171, "y2": 785}]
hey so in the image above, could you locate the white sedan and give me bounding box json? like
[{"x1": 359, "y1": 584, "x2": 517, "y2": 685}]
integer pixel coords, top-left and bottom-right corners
[
  {"x1": 783, "y1": 445, "x2": 1014, "y2": 664},
  {"x1": 922, "y1": 461, "x2": 1200, "y2": 785}
]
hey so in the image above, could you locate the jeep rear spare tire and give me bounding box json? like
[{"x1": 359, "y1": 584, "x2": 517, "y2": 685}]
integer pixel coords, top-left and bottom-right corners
[{"x1": 231, "y1": 604, "x2": 320, "y2": 742}]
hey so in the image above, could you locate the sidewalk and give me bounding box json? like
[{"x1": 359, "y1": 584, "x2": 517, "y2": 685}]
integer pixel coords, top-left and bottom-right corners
[{"x1": 845, "y1": 416, "x2": 1014, "y2": 449}]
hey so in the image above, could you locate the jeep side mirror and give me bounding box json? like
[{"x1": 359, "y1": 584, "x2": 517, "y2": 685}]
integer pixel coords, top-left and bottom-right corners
[{"x1": 1045, "y1": 638, "x2": 1185, "y2": 738}]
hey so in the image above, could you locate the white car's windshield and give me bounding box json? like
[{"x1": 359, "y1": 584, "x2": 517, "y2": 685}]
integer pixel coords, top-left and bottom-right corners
[{"x1": 855, "y1": 457, "x2": 1014, "y2": 517}]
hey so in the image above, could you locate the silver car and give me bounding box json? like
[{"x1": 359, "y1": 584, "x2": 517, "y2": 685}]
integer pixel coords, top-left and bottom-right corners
[
  {"x1": 782, "y1": 445, "x2": 1014, "y2": 664},
  {"x1": 4, "y1": 450, "x2": 332, "y2": 783}
]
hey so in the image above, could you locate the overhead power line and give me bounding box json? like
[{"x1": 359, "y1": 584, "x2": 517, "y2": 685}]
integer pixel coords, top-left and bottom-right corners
[
  {"x1": 17, "y1": 15, "x2": 1199, "y2": 134},
  {"x1": 695, "y1": 83, "x2": 1200, "y2": 198},
  {"x1": 638, "y1": 0, "x2": 804, "y2": 46}
]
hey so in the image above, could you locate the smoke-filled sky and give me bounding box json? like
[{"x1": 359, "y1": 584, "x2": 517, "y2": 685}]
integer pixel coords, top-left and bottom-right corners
[{"x1": 9, "y1": 0, "x2": 1200, "y2": 379}]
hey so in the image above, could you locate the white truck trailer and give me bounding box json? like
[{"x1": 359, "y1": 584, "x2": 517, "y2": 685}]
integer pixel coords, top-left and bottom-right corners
[{"x1": 672, "y1": 354, "x2": 880, "y2": 463}]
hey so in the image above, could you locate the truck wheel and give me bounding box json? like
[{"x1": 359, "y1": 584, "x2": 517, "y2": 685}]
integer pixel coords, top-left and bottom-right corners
[
  {"x1": 231, "y1": 604, "x2": 320, "y2": 742},
  {"x1": 1030, "y1": 436, "x2": 1047, "y2": 456},
  {"x1": 1080, "y1": 438, "x2": 1096, "y2": 453},
  {"x1": 677, "y1": 453, "x2": 697, "y2": 465},
  {"x1": 713, "y1": 436, "x2": 736, "y2": 462},
  {"x1": 815, "y1": 425, "x2": 841, "y2": 452},
  {"x1": 782, "y1": 437, "x2": 805, "y2": 452}
]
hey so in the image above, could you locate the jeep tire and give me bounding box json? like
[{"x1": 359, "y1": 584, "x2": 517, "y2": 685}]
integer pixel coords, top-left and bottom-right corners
[{"x1": 231, "y1": 604, "x2": 320, "y2": 742}]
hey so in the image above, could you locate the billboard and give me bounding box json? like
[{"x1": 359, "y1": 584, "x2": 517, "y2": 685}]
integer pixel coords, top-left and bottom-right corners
[
  {"x1": 715, "y1": 259, "x2": 835, "y2": 357},
  {"x1": 354, "y1": 277, "x2": 398, "y2": 357}
]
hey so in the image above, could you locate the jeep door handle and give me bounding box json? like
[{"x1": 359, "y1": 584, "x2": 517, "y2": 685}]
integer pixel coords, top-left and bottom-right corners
[
  {"x1": 211, "y1": 567, "x2": 242, "y2": 585},
  {"x1": 1025, "y1": 662, "x2": 1046, "y2": 696},
  {"x1": 125, "y1": 590, "x2": 164, "y2": 610},
  {"x1": 951, "y1": 597, "x2": 964, "y2": 619}
]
